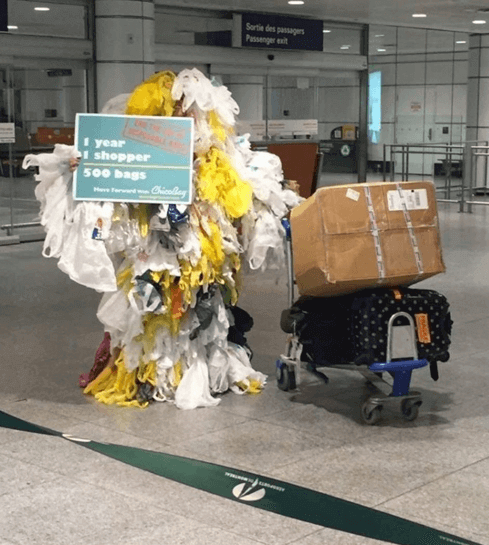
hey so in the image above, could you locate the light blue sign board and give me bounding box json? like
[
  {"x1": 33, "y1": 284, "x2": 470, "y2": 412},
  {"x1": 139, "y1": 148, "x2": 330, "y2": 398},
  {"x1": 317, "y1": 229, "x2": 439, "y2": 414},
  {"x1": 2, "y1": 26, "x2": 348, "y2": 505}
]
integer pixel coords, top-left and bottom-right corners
[{"x1": 73, "y1": 114, "x2": 194, "y2": 204}]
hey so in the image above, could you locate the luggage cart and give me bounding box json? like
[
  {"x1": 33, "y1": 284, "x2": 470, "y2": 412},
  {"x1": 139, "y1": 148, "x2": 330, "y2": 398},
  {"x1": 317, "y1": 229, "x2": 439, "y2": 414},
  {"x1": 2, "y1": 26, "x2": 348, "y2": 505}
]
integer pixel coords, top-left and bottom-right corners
[{"x1": 275, "y1": 220, "x2": 428, "y2": 425}]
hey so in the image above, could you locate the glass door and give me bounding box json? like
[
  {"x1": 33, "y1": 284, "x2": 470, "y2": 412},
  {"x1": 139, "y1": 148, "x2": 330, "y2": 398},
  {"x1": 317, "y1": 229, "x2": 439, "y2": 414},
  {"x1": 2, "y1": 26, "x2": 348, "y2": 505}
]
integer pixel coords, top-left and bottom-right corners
[
  {"x1": 317, "y1": 70, "x2": 361, "y2": 186},
  {"x1": 0, "y1": 65, "x2": 15, "y2": 239},
  {"x1": 0, "y1": 64, "x2": 88, "y2": 241}
]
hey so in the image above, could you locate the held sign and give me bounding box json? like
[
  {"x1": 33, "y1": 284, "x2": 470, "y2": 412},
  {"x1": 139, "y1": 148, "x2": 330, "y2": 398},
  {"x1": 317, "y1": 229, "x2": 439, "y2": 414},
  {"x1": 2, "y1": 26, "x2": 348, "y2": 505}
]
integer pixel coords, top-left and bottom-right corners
[{"x1": 73, "y1": 114, "x2": 194, "y2": 204}]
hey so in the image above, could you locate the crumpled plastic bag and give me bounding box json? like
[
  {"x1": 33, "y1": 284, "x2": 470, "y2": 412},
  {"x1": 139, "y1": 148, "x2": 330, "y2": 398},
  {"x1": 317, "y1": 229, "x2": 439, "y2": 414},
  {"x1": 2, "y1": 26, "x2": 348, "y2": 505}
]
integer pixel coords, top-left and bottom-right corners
[
  {"x1": 208, "y1": 342, "x2": 267, "y2": 395},
  {"x1": 241, "y1": 207, "x2": 286, "y2": 271},
  {"x1": 58, "y1": 201, "x2": 117, "y2": 292},
  {"x1": 23, "y1": 144, "x2": 78, "y2": 209},
  {"x1": 172, "y1": 68, "x2": 239, "y2": 127},
  {"x1": 173, "y1": 223, "x2": 202, "y2": 265},
  {"x1": 23, "y1": 144, "x2": 79, "y2": 259},
  {"x1": 233, "y1": 135, "x2": 303, "y2": 218},
  {"x1": 174, "y1": 345, "x2": 221, "y2": 410},
  {"x1": 196, "y1": 289, "x2": 230, "y2": 346},
  {"x1": 131, "y1": 232, "x2": 181, "y2": 278},
  {"x1": 228, "y1": 342, "x2": 267, "y2": 394},
  {"x1": 207, "y1": 344, "x2": 230, "y2": 394},
  {"x1": 97, "y1": 289, "x2": 131, "y2": 340},
  {"x1": 39, "y1": 175, "x2": 73, "y2": 259}
]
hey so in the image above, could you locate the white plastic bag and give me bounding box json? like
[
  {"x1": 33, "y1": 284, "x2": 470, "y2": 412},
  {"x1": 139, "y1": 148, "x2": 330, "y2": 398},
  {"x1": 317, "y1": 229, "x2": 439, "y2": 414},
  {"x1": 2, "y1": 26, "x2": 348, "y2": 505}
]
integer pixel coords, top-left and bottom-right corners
[
  {"x1": 207, "y1": 344, "x2": 230, "y2": 394},
  {"x1": 175, "y1": 353, "x2": 221, "y2": 410},
  {"x1": 172, "y1": 68, "x2": 239, "y2": 126},
  {"x1": 97, "y1": 289, "x2": 131, "y2": 338},
  {"x1": 58, "y1": 202, "x2": 117, "y2": 292},
  {"x1": 243, "y1": 209, "x2": 286, "y2": 271},
  {"x1": 227, "y1": 343, "x2": 267, "y2": 394},
  {"x1": 23, "y1": 144, "x2": 79, "y2": 259}
]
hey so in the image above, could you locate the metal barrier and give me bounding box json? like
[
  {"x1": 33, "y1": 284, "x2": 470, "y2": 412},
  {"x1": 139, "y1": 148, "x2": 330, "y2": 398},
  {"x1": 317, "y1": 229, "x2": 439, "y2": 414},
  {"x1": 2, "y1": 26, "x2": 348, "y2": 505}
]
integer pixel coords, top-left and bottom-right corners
[
  {"x1": 1, "y1": 221, "x2": 41, "y2": 237},
  {"x1": 465, "y1": 145, "x2": 489, "y2": 213},
  {"x1": 0, "y1": 152, "x2": 41, "y2": 237},
  {"x1": 383, "y1": 141, "x2": 489, "y2": 212}
]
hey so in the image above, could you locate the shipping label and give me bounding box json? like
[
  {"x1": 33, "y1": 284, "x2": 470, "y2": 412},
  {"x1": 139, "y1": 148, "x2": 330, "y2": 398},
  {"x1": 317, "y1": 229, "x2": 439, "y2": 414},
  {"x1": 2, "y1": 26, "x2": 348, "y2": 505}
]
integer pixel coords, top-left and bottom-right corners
[
  {"x1": 387, "y1": 189, "x2": 428, "y2": 211},
  {"x1": 346, "y1": 188, "x2": 360, "y2": 201}
]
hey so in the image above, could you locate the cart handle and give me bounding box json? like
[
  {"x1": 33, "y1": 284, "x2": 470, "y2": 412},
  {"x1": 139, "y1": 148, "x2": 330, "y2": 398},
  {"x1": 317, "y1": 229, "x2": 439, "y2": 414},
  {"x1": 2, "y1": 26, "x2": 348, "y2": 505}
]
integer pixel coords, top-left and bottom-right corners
[{"x1": 386, "y1": 311, "x2": 419, "y2": 363}]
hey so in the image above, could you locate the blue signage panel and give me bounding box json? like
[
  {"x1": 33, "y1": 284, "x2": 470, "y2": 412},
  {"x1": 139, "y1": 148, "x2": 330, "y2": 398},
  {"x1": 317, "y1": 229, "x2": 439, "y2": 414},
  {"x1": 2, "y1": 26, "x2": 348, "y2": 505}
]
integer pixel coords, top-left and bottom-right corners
[
  {"x1": 73, "y1": 114, "x2": 194, "y2": 204},
  {"x1": 0, "y1": 0, "x2": 7, "y2": 32},
  {"x1": 241, "y1": 13, "x2": 323, "y2": 51}
]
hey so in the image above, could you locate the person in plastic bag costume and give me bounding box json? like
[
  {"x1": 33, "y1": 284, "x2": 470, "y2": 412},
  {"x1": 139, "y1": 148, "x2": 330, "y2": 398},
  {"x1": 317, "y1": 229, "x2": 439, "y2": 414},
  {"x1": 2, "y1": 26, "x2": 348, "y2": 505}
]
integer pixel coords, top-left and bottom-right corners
[{"x1": 23, "y1": 69, "x2": 302, "y2": 409}]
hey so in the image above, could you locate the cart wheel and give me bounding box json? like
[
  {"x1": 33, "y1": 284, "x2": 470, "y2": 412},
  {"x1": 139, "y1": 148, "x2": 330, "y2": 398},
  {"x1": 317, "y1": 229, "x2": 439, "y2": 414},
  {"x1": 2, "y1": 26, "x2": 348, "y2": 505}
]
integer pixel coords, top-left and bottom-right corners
[
  {"x1": 276, "y1": 360, "x2": 296, "y2": 391},
  {"x1": 361, "y1": 402, "x2": 382, "y2": 425},
  {"x1": 401, "y1": 399, "x2": 422, "y2": 421}
]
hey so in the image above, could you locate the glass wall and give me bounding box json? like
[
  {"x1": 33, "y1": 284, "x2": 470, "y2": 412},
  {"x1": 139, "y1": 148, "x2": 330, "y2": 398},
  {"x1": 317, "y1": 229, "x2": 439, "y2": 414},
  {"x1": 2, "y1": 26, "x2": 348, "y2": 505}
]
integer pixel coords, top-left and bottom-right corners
[
  {"x1": 322, "y1": 24, "x2": 362, "y2": 55},
  {"x1": 368, "y1": 25, "x2": 469, "y2": 178},
  {"x1": 269, "y1": 75, "x2": 318, "y2": 121}
]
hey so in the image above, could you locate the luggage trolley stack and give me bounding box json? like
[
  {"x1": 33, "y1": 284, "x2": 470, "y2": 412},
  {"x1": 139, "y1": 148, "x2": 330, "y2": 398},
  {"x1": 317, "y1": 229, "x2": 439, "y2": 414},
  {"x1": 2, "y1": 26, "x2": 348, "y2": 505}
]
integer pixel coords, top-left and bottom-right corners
[{"x1": 275, "y1": 182, "x2": 452, "y2": 425}]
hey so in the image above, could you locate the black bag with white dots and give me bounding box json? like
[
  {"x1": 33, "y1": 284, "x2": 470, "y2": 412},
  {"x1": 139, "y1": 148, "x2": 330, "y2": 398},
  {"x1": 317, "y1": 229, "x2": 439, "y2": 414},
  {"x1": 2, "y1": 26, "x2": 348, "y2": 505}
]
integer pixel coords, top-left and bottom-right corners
[{"x1": 348, "y1": 287, "x2": 452, "y2": 379}]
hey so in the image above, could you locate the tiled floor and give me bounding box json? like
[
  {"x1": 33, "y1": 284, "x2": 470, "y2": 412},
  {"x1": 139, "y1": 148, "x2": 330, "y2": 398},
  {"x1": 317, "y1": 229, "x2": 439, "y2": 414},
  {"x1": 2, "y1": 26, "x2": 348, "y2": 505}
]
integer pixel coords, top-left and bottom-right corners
[{"x1": 1, "y1": 191, "x2": 489, "y2": 544}]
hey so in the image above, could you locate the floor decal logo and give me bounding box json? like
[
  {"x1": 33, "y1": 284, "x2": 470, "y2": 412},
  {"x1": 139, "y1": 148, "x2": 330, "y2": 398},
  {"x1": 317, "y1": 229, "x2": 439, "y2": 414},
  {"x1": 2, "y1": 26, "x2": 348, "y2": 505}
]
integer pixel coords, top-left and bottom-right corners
[
  {"x1": 226, "y1": 471, "x2": 285, "y2": 502},
  {"x1": 232, "y1": 478, "x2": 266, "y2": 502}
]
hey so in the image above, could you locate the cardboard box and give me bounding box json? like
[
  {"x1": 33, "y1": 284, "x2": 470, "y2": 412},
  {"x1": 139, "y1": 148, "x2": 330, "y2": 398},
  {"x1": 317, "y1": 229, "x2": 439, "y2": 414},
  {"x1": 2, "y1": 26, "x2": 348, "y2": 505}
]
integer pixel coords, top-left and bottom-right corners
[{"x1": 290, "y1": 181, "x2": 445, "y2": 297}]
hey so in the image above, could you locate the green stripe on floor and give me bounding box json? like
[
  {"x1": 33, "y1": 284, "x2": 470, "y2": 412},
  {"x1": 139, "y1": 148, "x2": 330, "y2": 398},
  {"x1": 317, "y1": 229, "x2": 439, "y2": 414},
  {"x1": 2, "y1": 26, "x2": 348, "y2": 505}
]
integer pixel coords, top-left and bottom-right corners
[{"x1": 0, "y1": 409, "x2": 481, "y2": 545}]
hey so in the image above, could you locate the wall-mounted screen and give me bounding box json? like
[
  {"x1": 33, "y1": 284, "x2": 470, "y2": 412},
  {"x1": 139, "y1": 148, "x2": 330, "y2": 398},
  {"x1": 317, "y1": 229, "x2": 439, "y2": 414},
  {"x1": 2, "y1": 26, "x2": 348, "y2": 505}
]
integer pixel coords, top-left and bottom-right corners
[{"x1": 368, "y1": 71, "x2": 382, "y2": 144}]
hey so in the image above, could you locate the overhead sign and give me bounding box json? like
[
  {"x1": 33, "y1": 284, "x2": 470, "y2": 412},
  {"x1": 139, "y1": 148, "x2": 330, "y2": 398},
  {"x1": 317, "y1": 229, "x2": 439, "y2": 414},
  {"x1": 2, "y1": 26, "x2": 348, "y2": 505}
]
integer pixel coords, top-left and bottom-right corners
[
  {"x1": 47, "y1": 69, "x2": 73, "y2": 77},
  {"x1": 236, "y1": 13, "x2": 323, "y2": 51},
  {"x1": 0, "y1": 123, "x2": 15, "y2": 143},
  {"x1": 73, "y1": 114, "x2": 194, "y2": 204},
  {"x1": 0, "y1": 0, "x2": 7, "y2": 32}
]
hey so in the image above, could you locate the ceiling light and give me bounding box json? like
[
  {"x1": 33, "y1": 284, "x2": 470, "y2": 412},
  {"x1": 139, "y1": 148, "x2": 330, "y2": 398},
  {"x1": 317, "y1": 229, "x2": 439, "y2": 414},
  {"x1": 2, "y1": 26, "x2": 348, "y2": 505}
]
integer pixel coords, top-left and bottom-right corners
[
  {"x1": 7, "y1": 25, "x2": 18, "y2": 30},
  {"x1": 472, "y1": 20, "x2": 486, "y2": 24},
  {"x1": 375, "y1": 34, "x2": 385, "y2": 38},
  {"x1": 288, "y1": 1, "x2": 304, "y2": 4},
  {"x1": 34, "y1": 6, "x2": 51, "y2": 11},
  {"x1": 377, "y1": 48, "x2": 386, "y2": 52},
  {"x1": 456, "y1": 40, "x2": 467, "y2": 44},
  {"x1": 340, "y1": 45, "x2": 350, "y2": 50},
  {"x1": 412, "y1": 13, "x2": 427, "y2": 18},
  {"x1": 323, "y1": 29, "x2": 331, "y2": 33}
]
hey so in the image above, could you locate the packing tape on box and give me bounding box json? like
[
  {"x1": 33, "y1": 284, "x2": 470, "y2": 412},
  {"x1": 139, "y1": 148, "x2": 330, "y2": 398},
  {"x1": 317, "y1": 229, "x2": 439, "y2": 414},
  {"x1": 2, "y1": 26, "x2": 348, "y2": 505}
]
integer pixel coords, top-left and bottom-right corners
[
  {"x1": 395, "y1": 183, "x2": 424, "y2": 279},
  {"x1": 363, "y1": 185, "x2": 386, "y2": 282},
  {"x1": 0, "y1": 408, "x2": 481, "y2": 545}
]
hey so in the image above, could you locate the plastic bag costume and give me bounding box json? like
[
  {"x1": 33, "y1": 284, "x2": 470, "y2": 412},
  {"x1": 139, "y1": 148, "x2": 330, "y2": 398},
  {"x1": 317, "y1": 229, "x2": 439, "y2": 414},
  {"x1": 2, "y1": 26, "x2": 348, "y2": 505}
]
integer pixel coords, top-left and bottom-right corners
[{"x1": 23, "y1": 69, "x2": 302, "y2": 409}]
